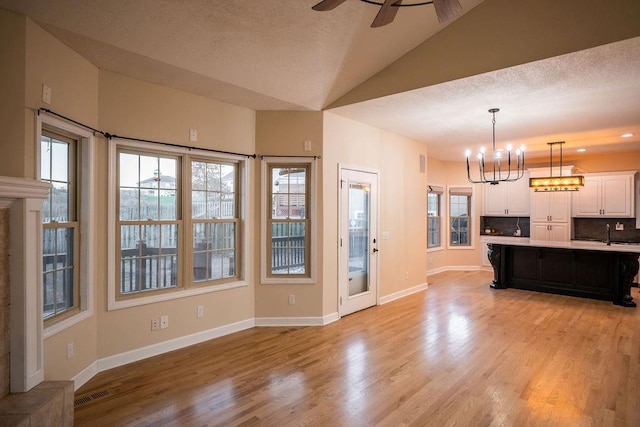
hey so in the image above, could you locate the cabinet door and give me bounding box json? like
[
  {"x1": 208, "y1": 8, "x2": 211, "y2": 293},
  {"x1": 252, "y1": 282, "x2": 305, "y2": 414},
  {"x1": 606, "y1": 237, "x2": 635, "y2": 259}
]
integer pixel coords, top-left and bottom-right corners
[
  {"x1": 572, "y1": 177, "x2": 601, "y2": 217},
  {"x1": 505, "y1": 174, "x2": 530, "y2": 215},
  {"x1": 530, "y1": 192, "x2": 551, "y2": 222},
  {"x1": 548, "y1": 223, "x2": 570, "y2": 242},
  {"x1": 548, "y1": 192, "x2": 570, "y2": 222},
  {"x1": 602, "y1": 175, "x2": 632, "y2": 217},
  {"x1": 531, "y1": 223, "x2": 550, "y2": 240},
  {"x1": 483, "y1": 182, "x2": 507, "y2": 215}
]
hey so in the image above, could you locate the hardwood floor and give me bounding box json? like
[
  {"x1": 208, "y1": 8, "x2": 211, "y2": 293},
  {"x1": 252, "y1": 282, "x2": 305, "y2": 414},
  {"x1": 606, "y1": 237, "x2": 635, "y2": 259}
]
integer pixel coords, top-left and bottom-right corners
[{"x1": 75, "y1": 271, "x2": 640, "y2": 426}]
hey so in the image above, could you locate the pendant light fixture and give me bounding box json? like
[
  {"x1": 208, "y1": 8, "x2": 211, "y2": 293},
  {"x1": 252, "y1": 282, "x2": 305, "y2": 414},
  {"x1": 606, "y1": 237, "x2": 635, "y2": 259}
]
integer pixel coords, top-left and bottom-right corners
[
  {"x1": 466, "y1": 108, "x2": 526, "y2": 185},
  {"x1": 529, "y1": 141, "x2": 585, "y2": 192}
]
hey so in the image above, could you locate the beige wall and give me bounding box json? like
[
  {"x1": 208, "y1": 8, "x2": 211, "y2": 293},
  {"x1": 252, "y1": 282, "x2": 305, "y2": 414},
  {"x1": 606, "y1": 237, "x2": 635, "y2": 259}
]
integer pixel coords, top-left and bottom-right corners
[
  {"x1": 0, "y1": 9, "x2": 26, "y2": 178},
  {"x1": 20, "y1": 16, "x2": 101, "y2": 382},
  {"x1": 323, "y1": 112, "x2": 428, "y2": 315},
  {"x1": 254, "y1": 111, "x2": 324, "y2": 318},
  {"x1": 96, "y1": 71, "x2": 257, "y2": 358},
  {"x1": 426, "y1": 157, "x2": 482, "y2": 271},
  {"x1": 527, "y1": 150, "x2": 640, "y2": 174}
]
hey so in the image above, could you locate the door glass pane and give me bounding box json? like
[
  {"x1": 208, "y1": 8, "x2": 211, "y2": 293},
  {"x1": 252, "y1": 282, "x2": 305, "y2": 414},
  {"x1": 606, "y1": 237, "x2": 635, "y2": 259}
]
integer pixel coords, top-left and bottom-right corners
[{"x1": 348, "y1": 182, "x2": 370, "y2": 297}]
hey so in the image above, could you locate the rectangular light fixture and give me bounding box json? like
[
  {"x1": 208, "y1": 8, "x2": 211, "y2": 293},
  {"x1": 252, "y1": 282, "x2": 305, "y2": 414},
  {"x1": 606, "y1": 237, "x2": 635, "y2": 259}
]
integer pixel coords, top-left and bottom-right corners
[
  {"x1": 528, "y1": 141, "x2": 585, "y2": 192},
  {"x1": 529, "y1": 175, "x2": 585, "y2": 192}
]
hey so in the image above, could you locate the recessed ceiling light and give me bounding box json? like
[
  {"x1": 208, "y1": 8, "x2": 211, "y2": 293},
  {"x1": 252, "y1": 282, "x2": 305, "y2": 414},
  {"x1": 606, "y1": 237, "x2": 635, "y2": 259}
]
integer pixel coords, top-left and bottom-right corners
[
  {"x1": 577, "y1": 148, "x2": 587, "y2": 153},
  {"x1": 621, "y1": 133, "x2": 634, "y2": 138}
]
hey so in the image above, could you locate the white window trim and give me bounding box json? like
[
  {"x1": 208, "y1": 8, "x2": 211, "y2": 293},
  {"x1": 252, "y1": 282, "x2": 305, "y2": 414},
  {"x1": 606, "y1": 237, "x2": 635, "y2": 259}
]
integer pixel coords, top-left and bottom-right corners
[
  {"x1": 260, "y1": 157, "x2": 317, "y2": 285},
  {"x1": 427, "y1": 183, "x2": 445, "y2": 252},
  {"x1": 446, "y1": 185, "x2": 476, "y2": 250},
  {"x1": 37, "y1": 112, "x2": 96, "y2": 338},
  {"x1": 107, "y1": 138, "x2": 251, "y2": 310}
]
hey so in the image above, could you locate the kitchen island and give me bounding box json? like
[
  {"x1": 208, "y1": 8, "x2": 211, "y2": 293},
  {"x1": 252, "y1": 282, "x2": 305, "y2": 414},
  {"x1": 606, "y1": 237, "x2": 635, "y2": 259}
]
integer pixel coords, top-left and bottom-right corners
[{"x1": 485, "y1": 238, "x2": 640, "y2": 307}]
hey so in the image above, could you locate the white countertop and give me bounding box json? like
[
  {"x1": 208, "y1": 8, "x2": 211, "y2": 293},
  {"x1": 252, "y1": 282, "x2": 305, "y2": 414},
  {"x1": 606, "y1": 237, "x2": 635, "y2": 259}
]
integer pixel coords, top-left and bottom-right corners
[{"x1": 481, "y1": 236, "x2": 640, "y2": 253}]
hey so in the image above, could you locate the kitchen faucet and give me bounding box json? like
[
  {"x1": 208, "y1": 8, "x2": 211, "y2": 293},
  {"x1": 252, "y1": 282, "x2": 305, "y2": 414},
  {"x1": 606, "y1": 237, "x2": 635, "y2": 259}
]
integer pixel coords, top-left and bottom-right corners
[{"x1": 605, "y1": 223, "x2": 611, "y2": 245}]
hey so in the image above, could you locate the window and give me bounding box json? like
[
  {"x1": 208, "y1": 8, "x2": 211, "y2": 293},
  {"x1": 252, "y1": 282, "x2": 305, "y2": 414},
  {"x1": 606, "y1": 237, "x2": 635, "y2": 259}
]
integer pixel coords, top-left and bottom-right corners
[
  {"x1": 109, "y1": 140, "x2": 246, "y2": 308},
  {"x1": 41, "y1": 130, "x2": 79, "y2": 321},
  {"x1": 261, "y1": 159, "x2": 315, "y2": 284},
  {"x1": 38, "y1": 113, "x2": 96, "y2": 337},
  {"x1": 449, "y1": 187, "x2": 472, "y2": 247},
  {"x1": 117, "y1": 151, "x2": 181, "y2": 297},
  {"x1": 268, "y1": 164, "x2": 310, "y2": 277},
  {"x1": 427, "y1": 185, "x2": 443, "y2": 249},
  {"x1": 191, "y1": 160, "x2": 239, "y2": 284}
]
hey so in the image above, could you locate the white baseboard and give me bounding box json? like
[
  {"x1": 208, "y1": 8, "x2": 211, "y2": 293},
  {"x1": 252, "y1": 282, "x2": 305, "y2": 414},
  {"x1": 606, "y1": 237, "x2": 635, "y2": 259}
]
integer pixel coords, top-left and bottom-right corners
[
  {"x1": 322, "y1": 312, "x2": 340, "y2": 325},
  {"x1": 73, "y1": 361, "x2": 98, "y2": 391},
  {"x1": 255, "y1": 316, "x2": 327, "y2": 326},
  {"x1": 97, "y1": 318, "x2": 255, "y2": 373},
  {"x1": 427, "y1": 265, "x2": 482, "y2": 275},
  {"x1": 379, "y1": 282, "x2": 429, "y2": 305}
]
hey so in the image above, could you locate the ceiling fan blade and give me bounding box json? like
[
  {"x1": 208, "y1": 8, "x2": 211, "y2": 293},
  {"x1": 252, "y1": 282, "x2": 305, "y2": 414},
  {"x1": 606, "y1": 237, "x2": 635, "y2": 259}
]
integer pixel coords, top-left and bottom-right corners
[
  {"x1": 312, "y1": 0, "x2": 348, "y2": 11},
  {"x1": 433, "y1": 0, "x2": 462, "y2": 23},
  {"x1": 371, "y1": 0, "x2": 402, "y2": 28}
]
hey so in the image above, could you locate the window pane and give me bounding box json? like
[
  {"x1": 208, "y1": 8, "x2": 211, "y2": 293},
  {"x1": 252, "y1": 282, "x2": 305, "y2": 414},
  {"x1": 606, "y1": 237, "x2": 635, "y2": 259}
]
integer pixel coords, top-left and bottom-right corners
[
  {"x1": 428, "y1": 217, "x2": 440, "y2": 247},
  {"x1": 193, "y1": 222, "x2": 236, "y2": 282},
  {"x1": 51, "y1": 182, "x2": 69, "y2": 221},
  {"x1": 271, "y1": 222, "x2": 306, "y2": 275},
  {"x1": 50, "y1": 140, "x2": 69, "y2": 182},
  {"x1": 41, "y1": 136, "x2": 52, "y2": 181},
  {"x1": 192, "y1": 161, "x2": 207, "y2": 191},
  {"x1": 42, "y1": 225, "x2": 75, "y2": 319},
  {"x1": 119, "y1": 152, "x2": 140, "y2": 187},
  {"x1": 120, "y1": 223, "x2": 178, "y2": 294}
]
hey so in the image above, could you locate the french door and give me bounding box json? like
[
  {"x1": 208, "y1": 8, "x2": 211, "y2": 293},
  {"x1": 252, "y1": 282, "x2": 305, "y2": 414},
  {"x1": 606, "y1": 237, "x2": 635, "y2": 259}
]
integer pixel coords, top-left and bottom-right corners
[{"x1": 339, "y1": 167, "x2": 379, "y2": 317}]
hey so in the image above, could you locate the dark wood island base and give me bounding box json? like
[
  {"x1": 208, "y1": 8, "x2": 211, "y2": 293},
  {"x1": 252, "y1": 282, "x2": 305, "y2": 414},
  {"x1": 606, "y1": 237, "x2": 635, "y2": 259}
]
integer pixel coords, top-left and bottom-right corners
[{"x1": 487, "y1": 243, "x2": 639, "y2": 307}]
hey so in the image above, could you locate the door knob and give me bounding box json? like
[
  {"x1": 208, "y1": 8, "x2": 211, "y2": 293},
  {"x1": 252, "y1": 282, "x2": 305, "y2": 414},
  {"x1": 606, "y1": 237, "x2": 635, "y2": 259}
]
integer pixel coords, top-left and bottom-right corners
[{"x1": 372, "y1": 248, "x2": 379, "y2": 253}]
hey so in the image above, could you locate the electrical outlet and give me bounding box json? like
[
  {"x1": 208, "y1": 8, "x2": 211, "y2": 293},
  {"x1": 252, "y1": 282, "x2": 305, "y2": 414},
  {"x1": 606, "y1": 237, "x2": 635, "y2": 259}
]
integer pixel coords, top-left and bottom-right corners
[
  {"x1": 151, "y1": 319, "x2": 160, "y2": 331},
  {"x1": 160, "y1": 315, "x2": 169, "y2": 329},
  {"x1": 67, "y1": 342, "x2": 74, "y2": 360},
  {"x1": 197, "y1": 305, "x2": 204, "y2": 318},
  {"x1": 616, "y1": 222, "x2": 624, "y2": 231},
  {"x1": 189, "y1": 129, "x2": 198, "y2": 142},
  {"x1": 288, "y1": 294, "x2": 295, "y2": 305},
  {"x1": 304, "y1": 140, "x2": 312, "y2": 151}
]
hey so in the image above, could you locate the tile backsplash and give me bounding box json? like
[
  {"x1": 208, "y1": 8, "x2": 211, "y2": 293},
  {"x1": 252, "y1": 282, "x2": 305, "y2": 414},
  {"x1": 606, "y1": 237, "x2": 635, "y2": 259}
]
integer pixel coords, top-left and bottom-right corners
[
  {"x1": 480, "y1": 216, "x2": 530, "y2": 237},
  {"x1": 573, "y1": 218, "x2": 640, "y2": 242}
]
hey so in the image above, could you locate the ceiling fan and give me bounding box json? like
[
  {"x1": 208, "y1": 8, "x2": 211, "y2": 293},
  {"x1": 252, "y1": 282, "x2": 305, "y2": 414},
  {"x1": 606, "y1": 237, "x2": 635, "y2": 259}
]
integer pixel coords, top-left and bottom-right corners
[{"x1": 312, "y1": 0, "x2": 463, "y2": 28}]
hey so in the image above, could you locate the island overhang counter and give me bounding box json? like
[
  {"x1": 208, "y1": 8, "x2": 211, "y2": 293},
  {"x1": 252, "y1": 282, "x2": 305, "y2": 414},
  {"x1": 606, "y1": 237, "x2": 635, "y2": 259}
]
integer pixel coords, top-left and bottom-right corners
[{"x1": 484, "y1": 238, "x2": 640, "y2": 307}]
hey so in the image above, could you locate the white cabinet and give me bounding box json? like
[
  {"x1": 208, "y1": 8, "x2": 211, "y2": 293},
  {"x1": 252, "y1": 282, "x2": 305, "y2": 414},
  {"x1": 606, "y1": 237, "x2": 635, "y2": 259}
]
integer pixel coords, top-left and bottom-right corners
[
  {"x1": 530, "y1": 191, "x2": 571, "y2": 242},
  {"x1": 482, "y1": 172, "x2": 530, "y2": 216},
  {"x1": 531, "y1": 222, "x2": 570, "y2": 242},
  {"x1": 531, "y1": 192, "x2": 571, "y2": 223},
  {"x1": 572, "y1": 172, "x2": 636, "y2": 217}
]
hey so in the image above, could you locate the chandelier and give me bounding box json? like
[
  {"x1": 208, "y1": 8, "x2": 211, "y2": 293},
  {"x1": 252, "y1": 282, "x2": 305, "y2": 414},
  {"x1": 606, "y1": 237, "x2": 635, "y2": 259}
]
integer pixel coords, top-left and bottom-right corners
[
  {"x1": 529, "y1": 141, "x2": 585, "y2": 192},
  {"x1": 466, "y1": 108, "x2": 526, "y2": 185}
]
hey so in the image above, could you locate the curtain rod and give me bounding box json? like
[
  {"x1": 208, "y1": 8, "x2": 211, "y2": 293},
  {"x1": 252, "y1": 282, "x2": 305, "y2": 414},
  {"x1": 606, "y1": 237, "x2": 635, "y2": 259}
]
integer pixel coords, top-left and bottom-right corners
[
  {"x1": 38, "y1": 108, "x2": 257, "y2": 159},
  {"x1": 258, "y1": 154, "x2": 321, "y2": 159}
]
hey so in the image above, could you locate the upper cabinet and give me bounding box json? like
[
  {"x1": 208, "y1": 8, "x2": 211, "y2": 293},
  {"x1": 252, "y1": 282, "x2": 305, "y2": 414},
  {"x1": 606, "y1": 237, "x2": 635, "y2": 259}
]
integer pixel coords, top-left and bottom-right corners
[
  {"x1": 531, "y1": 191, "x2": 571, "y2": 223},
  {"x1": 572, "y1": 172, "x2": 637, "y2": 218},
  {"x1": 482, "y1": 171, "x2": 530, "y2": 216}
]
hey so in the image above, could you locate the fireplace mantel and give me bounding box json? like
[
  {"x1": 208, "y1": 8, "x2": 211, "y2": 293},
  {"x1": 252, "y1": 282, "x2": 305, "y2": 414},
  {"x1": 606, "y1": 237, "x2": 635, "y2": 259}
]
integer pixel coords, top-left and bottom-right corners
[{"x1": 0, "y1": 176, "x2": 51, "y2": 393}]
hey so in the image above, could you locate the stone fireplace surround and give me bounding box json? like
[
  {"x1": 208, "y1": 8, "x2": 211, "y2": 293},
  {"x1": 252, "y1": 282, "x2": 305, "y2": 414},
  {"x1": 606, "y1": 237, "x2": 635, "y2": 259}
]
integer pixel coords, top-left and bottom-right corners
[{"x1": 0, "y1": 175, "x2": 73, "y2": 426}]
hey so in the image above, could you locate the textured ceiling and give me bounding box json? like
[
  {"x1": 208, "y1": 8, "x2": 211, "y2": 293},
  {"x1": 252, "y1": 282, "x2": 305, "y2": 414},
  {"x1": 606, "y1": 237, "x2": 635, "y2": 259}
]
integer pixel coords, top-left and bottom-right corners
[
  {"x1": 0, "y1": 0, "x2": 483, "y2": 110},
  {"x1": 1, "y1": 0, "x2": 639, "y2": 161},
  {"x1": 331, "y1": 36, "x2": 640, "y2": 160}
]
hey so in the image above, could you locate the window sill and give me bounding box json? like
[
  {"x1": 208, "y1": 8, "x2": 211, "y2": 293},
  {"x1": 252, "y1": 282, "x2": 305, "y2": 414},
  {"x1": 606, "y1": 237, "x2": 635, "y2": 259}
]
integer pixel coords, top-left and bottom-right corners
[
  {"x1": 427, "y1": 246, "x2": 445, "y2": 253},
  {"x1": 261, "y1": 277, "x2": 316, "y2": 285},
  {"x1": 108, "y1": 280, "x2": 249, "y2": 311},
  {"x1": 43, "y1": 309, "x2": 93, "y2": 339},
  {"x1": 447, "y1": 245, "x2": 476, "y2": 250}
]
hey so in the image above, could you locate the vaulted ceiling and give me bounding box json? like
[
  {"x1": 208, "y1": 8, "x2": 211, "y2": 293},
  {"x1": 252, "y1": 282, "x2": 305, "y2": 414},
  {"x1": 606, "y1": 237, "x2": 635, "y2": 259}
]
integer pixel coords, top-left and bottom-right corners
[{"x1": 2, "y1": 0, "x2": 639, "y2": 160}]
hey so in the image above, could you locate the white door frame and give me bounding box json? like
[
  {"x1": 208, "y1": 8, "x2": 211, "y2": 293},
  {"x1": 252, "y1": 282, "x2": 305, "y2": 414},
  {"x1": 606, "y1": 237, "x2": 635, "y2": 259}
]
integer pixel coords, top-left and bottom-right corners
[{"x1": 338, "y1": 164, "x2": 380, "y2": 317}]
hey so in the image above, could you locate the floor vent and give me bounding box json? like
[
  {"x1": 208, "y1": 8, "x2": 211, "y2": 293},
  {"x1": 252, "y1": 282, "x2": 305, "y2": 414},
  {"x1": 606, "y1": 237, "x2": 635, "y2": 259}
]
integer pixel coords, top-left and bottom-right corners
[{"x1": 74, "y1": 389, "x2": 112, "y2": 407}]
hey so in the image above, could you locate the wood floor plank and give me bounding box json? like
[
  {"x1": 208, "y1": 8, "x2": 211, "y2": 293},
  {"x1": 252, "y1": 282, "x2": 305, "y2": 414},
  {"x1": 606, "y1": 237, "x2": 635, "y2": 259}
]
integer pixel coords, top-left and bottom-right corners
[{"x1": 75, "y1": 271, "x2": 640, "y2": 426}]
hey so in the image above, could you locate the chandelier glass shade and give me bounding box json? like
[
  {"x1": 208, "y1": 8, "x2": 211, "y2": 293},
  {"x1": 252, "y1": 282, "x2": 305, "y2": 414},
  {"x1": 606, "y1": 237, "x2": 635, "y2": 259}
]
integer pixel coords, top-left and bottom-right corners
[{"x1": 466, "y1": 108, "x2": 525, "y2": 185}]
